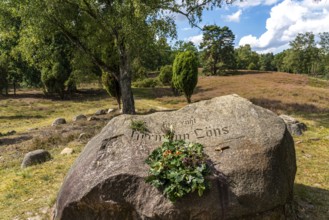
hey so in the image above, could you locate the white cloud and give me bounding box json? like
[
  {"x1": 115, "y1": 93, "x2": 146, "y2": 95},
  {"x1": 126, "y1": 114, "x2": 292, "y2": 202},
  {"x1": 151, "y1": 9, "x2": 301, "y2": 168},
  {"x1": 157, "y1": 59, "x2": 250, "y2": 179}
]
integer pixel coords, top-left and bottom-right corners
[
  {"x1": 182, "y1": 27, "x2": 192, "y2": 31},
  {"x1": 238, "y1": 0, "x2": 329, "y2": 53},
  {"x1": 234, "y1": 0, "x2": 281, "y2": 8},
  {"x1": 225, "y1": 9, "x2": 242, "y2": 22},
  {"x1": 186, "y1": 34, "x2": 203, "y2": 46}
]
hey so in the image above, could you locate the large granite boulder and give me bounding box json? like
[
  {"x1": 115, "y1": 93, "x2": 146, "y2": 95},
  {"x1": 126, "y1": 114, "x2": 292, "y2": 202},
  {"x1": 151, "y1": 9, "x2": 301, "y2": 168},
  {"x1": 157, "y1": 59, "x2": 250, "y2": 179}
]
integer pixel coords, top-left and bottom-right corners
[{"x1": 54, "y1": 94, "x2": 297, "y2": 220}]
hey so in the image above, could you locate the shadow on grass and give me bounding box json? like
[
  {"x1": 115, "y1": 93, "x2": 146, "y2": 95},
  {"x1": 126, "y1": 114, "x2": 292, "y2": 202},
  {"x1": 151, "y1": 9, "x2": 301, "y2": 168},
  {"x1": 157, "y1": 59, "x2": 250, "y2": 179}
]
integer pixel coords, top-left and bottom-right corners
[
  {"x1": 0, "y1": 92, "x2": 45, "y2": 100},
  {"x1": 194, "y1": 86, "x2": 214, "y2": 94},
  {"x1": 294, "y1": 183, "x2": 329, "y2": 219},
  {"x1": 67, "y1": 89, "x2": 109, "y2": 102},
  {"x1": 250, "y1": 98, "x2": 329, "y2": 128},
  {"x1": 0, "y1": 135, "x2": 33, "y2": 146},
  {"x1": 0, "y1": 114, "x2": 45, "y2": 120},
  {"x1": 0, "y1": 89, "x2": 109, "y2": 102},
  {"x1": 224, "y1": 70, "x2": 273, "y2": 76},
  {"x1": 250, "y1": 98, "x2": 327, "y2": 114},
  {"x1": 133, "y1": 87, "x2": 173, "y2": 99}
]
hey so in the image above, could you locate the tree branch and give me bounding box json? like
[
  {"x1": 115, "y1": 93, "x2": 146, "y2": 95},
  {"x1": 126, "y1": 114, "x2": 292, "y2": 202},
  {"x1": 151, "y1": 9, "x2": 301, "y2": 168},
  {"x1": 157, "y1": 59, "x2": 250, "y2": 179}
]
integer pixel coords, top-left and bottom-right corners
[{"x1": 46, "y1": 15, "x2": 119, "y2": 80}]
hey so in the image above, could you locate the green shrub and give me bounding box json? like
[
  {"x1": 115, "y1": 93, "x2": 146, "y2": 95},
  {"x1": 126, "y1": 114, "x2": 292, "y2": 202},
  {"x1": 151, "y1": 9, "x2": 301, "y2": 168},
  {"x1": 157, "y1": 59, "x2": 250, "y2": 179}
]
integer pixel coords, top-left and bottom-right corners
[
  {"x1": 159, "y1": 65, "x2": 173, "y2": 85},
  {"x1": 41, "y1": 62, "x2": 70, "y2": 99},
  {"x1": 130, "y1": 120, "x2": 149, "y2": 134},
  {"x1": 247, "y1": 62, "x2": 257, "y2": 70},
  {"x1": 172, "y1": 51, "x2": 198, "y2": 103},
  {"x1": 65, "y1": 75, "x2": 77, "y2": 93},
  {"x1": 132, "y1": 58, "x2": 148, "y2": 80},
  {"x1": 101, "y1": 71, "x2": 121, "y2": 109},
  {"x1": 133, "y1": 78, "x2": 160, "y2": 88},
  {"x1": 145, "y1": 138, "x2": 210, "y2": 202}
]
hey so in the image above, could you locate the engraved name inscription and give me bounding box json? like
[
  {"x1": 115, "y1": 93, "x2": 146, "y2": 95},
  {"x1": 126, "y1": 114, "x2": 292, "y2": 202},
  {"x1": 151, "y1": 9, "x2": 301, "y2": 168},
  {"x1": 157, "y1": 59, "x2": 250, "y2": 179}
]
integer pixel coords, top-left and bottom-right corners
[
  {"x1": 131, "y1": 125, "x2": 229, "y2": 142},
  {"x1": 162, "y1": 118, "x2": 197, "y2": 128}
]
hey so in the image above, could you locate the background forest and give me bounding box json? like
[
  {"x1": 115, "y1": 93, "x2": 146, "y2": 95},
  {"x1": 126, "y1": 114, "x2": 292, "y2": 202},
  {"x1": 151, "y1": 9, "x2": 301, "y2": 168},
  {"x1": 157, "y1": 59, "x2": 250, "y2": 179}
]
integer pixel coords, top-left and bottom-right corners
[{"x1": 1, "y1": 1, "x2": 329, "y2": 100}]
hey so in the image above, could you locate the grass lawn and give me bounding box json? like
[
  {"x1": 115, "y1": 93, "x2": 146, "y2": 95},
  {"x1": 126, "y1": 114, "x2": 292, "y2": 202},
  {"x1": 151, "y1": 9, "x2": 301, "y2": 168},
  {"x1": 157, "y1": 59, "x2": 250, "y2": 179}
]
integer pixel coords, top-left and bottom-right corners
[{"x1": 0, "y1": 71, "x2": 328, "y2": 219}]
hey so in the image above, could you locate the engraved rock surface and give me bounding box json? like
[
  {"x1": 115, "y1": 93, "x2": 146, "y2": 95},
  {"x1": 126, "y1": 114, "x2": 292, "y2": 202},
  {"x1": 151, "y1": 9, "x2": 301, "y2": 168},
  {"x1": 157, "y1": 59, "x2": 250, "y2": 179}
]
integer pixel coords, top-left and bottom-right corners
[{"x1": 54, "y1": 94, "x2": 297, "y2": 220}]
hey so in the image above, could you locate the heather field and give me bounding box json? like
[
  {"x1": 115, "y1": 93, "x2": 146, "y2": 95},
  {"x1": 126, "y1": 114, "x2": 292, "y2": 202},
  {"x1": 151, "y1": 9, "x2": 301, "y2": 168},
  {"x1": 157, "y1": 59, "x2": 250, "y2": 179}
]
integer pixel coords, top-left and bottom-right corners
[{"x1": 0, "y1": 71, "x2": 328, "y2": 219}]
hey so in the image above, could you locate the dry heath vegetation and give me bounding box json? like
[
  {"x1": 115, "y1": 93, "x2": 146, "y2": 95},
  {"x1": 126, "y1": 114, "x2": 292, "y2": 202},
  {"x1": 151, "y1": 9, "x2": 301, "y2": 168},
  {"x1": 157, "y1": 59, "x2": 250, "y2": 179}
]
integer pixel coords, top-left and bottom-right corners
[{"x1": 0, "y1": 71, "x2": 328, "y2": 219}]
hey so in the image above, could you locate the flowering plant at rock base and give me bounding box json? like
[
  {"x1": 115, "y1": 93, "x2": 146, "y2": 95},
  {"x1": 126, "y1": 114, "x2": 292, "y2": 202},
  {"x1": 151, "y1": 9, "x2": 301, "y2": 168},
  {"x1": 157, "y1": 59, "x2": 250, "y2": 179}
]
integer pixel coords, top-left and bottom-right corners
[{"x1": 145, "y1": 137, "x2": 210, "y2": 202}]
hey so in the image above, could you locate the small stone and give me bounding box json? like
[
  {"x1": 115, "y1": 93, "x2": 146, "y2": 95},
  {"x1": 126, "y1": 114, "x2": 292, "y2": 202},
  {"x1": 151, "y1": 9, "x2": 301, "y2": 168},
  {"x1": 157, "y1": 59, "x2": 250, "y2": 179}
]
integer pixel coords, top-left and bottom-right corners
[
  {"x1": 28, "y1": 128, "x2": 38, "y2": 131},
  {"x1": 313, "y1": 183, "x2": 321, "y2": 188},
  {"x1": 60, "y1": 148, "x2": 74, "y2": 155},
  {"x1": 26, "y1": 212, "x2": 33, "y2": 216},
  {"x1": 27, "y1": 216, "x2": 42, "y2": 220},
  {"x1": 279, "y1": 114, "x2": 307, "y2": 136},
  {"x1": 73, "y1": 114, "x2": 87, "y2": 122},
  {"x1": 303, "y1": 153, "x2": 313, "y2": 159},
  {"x1": 298, "y1": 123, "x2": 307, "y2": 131},
  {"x1": 7, "y1": 130, "x2": 16, "y2": 135},
  {"x1": 291, "y1": 124, "x2": 302, "y2": 136},
  {"x1": 52, "y1": 118, "x2": 66, "y2": 126},
  {"x1": 21, "y1": 149, "x2": 51, "y2": 168},
  {"x1": 95, "y1": 109, "x2": 107, "y2": 115},
  {"x1": 40, "y1": 207, "x2": 49, "y2": 214},
  {"x1": 88, "y1": 116, "x2": 100, "y2": 121},
  {"x1": 107, "y1": 108, "x2": 115, "y2": 114}
]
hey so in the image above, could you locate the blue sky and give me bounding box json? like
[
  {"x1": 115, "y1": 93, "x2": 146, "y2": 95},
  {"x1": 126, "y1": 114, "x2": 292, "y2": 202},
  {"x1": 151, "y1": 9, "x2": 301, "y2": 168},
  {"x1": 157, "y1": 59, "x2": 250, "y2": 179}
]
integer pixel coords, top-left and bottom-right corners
[{"x1": 174, "y1": 0, "x2": 329, "y2": 54}]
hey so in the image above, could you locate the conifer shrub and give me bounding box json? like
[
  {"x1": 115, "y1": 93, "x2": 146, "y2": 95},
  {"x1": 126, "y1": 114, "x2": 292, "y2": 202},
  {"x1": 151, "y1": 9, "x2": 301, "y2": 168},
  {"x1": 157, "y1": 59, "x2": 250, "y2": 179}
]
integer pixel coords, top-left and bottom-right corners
[
  {"x1": 172, "y1": 51, "x2": 198, "y2": 103},
  {"x1": 101, "y1": 71, "x2": 121, "y2": 109},
  {"x1": 159, "y1": 65, "x2": 173, "y2": 85}
]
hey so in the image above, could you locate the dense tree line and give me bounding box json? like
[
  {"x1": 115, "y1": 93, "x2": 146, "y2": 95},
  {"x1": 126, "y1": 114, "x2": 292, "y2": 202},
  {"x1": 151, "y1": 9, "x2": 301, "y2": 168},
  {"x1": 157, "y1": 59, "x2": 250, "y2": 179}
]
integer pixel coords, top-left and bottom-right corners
[
  {"x1": 275, "y1": 32, "x2": 329, "y2": 77},
  {"x1": 0, "y1": 0, "x2": 238, "y2": 114},
  {"x1": 0, "y1": 0, "x2": 328, "y2": 112},
  {"x1": 201, "y1": 27, "x2": 329, "y2": 78}
]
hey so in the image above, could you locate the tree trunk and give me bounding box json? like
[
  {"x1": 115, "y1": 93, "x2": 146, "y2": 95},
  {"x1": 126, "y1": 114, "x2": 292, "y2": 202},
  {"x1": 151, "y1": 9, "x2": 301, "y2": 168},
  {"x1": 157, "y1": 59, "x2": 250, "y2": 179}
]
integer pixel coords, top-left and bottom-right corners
[
  {"x1": 117, "y1": 96, "x2": 121, "y2": 110},
  {"x1": 118, "y1": 42, "x2": 135, "y2": 115},
  {"x1": 186, "y1": 96, "x2": 191, "y2": 103},
  {"x1": 13, "y1": 82, "x2": 16, "y2": 95}
]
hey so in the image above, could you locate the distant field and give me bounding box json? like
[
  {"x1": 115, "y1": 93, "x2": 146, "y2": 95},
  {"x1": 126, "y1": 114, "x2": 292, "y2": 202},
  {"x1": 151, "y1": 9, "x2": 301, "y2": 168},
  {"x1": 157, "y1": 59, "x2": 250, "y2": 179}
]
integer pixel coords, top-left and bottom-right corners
[{"x1": 0, "y1": 71, "x2": 328, "y2": 219}]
